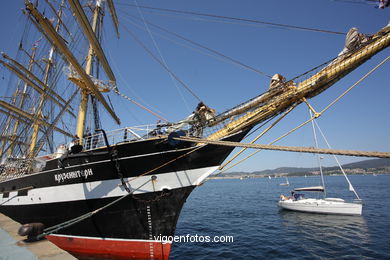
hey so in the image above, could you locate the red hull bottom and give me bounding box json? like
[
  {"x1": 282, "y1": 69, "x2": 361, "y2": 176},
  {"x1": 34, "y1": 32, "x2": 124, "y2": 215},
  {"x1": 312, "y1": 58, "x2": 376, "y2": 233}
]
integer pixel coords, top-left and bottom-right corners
[{"x1": 47, "y1": 235, "x2": 171, "y2": 260}]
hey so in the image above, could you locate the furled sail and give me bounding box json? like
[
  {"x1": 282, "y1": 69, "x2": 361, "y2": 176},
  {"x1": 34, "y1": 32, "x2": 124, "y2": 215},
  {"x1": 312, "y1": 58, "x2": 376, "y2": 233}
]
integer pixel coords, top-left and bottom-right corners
[{"x1": 294, "y1": 186, "x2": 325, "y2": 192}]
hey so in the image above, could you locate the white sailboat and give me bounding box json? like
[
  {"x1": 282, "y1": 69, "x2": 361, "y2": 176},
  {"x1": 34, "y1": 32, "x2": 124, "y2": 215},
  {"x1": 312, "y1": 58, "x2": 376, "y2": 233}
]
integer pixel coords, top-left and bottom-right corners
[
  {"x1": 278, "y1": 186, "x2": 362, "y2": 216},
  {"x1": 278, "y1": 112, "x2": 363, "y2": 216},
  {"x1": 279, "y1": 177, "x2": 289, "y2": 186}
]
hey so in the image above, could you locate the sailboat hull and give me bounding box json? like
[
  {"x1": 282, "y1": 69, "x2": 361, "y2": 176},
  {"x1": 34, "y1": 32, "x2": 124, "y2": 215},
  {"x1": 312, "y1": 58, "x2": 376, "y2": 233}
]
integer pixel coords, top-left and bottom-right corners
[
  {"x1": 0, "y1": 130, "x2": 249, "y2": 259},
  {"x1": 278, "y1": 198, "x2": 362, "y2": 216}
]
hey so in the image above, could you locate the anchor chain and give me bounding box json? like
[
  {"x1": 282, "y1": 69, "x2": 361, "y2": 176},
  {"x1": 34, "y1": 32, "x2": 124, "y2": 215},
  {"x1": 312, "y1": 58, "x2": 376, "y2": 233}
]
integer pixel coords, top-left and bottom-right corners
[{"x1": 110, "y1": 147, "x2": 131, "y2": 193}]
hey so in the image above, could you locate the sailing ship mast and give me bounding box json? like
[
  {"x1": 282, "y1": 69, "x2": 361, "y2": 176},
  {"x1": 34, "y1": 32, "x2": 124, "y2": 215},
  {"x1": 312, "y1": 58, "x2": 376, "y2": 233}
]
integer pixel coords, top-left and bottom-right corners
[
  {"x1": 0, "y1": 0, "x2": 122, "y2": 163},
  {"x1": 25, "y1": 2, "x2": 120, "y2": 122},
  {"x1": 74, "y1": 0, "x2": 103, "y2": 142},
  {"x1": 67, "y1": 0, "x2": 121, "y2": 142},
  {"x1": 6, "y1": 46, "x2": 37, "y2": 157},
  {"x1": 24, "y1": 0, "x2": 121, "y2": 148},
  {"x1": 29, "y1": 0, "x2": 66, "y2": 157}
]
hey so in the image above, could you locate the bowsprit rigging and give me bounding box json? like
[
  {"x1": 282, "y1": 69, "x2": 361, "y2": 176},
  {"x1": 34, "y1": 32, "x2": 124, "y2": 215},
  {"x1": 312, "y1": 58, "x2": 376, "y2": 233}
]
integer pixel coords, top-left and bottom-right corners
[
  {"x1": 332, "y1": 0, "x2": 389, "y2": 9},
  {"x1": 0, "y1": 1, "x2": 389, "y2": 259}
]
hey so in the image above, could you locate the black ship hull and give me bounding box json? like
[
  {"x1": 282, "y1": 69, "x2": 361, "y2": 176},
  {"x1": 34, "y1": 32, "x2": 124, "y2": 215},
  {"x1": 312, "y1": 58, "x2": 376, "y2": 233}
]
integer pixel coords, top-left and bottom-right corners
[{"x1": 0, "y1": 130, "x2": 248, "y2": 259}]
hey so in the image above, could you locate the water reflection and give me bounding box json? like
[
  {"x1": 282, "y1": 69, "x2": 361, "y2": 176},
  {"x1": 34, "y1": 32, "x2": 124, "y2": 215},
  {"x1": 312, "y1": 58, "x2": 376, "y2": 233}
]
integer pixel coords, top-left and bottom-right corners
[{"x1": 279, "y1": 210, "x2": 371, "y2": 258}]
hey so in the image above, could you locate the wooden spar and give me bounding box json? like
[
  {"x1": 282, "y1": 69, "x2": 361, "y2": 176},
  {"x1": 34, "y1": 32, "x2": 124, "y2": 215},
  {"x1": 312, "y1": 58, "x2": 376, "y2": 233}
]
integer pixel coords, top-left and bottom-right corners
[
  {"x1": 177, "y1": 136, "x2": 390, "y2": 159},
  {"x1": 1, "y1": 53, "x2": 75, "y2": 116},
  {"x1": 23, "y1": 9, "x2": 57, "y2": 55},
  {"x1": 1, "y1": 53, "x2": 69, "y2": 106},
  {"x1": 25, "y1": 2, "x2": 120, "y2": 126},
  {"x1": 0, "y1": 59, "x2": 75, "y2": 117},
  {"x1": 0, "y1": 108, "x2": 28, "y2": 124},
  {"x1": 67, "y1": 0, "x2": 117, "y2": 87},
  {"x1": 44, "y1": 0, "x2": 74, "y2": 41},
  {"x1": 18, "y1": 45, "x2": 46, "y2": 74},
  {"x1": 0, "y1": 135, "x2": 30, "y2": 148},
  {"x1": 0, "y1": 98, "x2": 15, "y2": 157},
  {"x1": 0, "y1": 100, "x2": 72, "y2": 138},
  {"x1": 206, "y1": 25, "x2": 390, "y2": 141},
  {"x1": 107, "y1": 0, "x2": 120, "y2": 38},
  {"x1": 0, "y1": 107, "x2": 49, "y2": 134},
  {"x1": 33, "y1": 89, "x2": 79, "y2": 157},
  {"x1": 26, "y1": 2, "x2": 120, "y2": 124}
]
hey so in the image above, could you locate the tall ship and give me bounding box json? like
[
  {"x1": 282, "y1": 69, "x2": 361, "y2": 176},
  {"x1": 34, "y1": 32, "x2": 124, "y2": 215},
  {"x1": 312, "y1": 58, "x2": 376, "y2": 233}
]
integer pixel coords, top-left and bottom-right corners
[{"x1": 0, "y1": 1, "x2": 389, "y2": 259}]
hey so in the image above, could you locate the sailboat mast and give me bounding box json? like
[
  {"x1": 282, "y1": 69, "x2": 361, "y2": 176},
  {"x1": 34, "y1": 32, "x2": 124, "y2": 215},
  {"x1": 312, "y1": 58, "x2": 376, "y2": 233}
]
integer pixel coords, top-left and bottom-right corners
[
  {"x1": 309, "y1": 110, "x2": 326, "y2": 197},
  {"x1": 76, "y1": 0, "x2": 101, "y2": 143}
]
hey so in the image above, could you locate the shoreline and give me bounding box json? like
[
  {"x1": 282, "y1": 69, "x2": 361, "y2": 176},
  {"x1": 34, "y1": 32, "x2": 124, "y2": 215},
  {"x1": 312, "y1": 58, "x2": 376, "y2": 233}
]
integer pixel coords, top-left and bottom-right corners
[{"x1": 208, "y1": 173, "x2": 390, "y2": 180}]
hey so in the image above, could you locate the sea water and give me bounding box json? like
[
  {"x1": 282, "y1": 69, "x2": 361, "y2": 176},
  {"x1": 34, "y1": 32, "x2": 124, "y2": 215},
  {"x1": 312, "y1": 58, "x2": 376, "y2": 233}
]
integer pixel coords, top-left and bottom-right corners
[
  {"x1": 170, "y1": 174, "x2": 390, "y2": 259},
  {"x1": 1, "y1": 175, "x2": 389, "y2": 259}
]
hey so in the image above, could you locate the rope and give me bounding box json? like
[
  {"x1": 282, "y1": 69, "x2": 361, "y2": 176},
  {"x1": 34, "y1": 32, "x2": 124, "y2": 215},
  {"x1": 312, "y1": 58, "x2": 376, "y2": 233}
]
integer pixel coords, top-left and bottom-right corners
[
  {"x1": 122, "y1": 25, "x2": 202, "y2": 102},
  {"x1": 133, "y1": 1, "x2": 193, "y2": 111},
  {"x1": 313, "y1": 117, "x2": 361, "y2": 200},
  {"x1": 214, "y1": 54, "x2": 390, "y2": 172},
  {"x1": 112, "y1": 87, "x2": 169, "y2": 122},
  {"x1": 176, "y1": 136, "x2": 390, "y2": 159},
  {"x1": 129, "y1": 145, "x2": 205, "y2": 181},
  {"x1": 320, "y1": 55, "x2": 390, "y2": 114},
  {"x1": 309, "y1": 110, "x2": 326, "y2": 197},
  {"x1": 289, "y1": 56, "x2": 336, "y2": 82},
  {"x1": 117, "y1": 3, "x2": 346, "y2": 35},
  {"x1": 36, "y1": 179, "x2": 152, "y2": 240},
  {"x1": 219, "y1": 104, "x2": 297, "y2": 170},
  {"x1": 119, "y1": 11, "x2": 272, "y2": 78}
]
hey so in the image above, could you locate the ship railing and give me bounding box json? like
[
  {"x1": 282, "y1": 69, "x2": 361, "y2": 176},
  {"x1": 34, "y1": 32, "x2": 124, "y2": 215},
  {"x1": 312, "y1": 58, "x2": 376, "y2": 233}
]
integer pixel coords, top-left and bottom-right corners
[
  {"x1": 0, "y1": 157, "x2": 35, "y2": 182},
  {"x1": 79, "y1": 122, "x2": 226, "y2": 151},
  {"x1": 80, "y1": 124, "x2": 167, "y2": 151}
]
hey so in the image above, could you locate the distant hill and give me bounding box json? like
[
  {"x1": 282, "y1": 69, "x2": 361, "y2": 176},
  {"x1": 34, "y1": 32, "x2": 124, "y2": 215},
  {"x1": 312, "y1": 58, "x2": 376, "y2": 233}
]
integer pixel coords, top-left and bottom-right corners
[
  {"x1": 341, "y1": 158, "x2": 390, "y2": 169},
  {"x1": 219, "y1": 158, "x2": 390, "y2": 177}
]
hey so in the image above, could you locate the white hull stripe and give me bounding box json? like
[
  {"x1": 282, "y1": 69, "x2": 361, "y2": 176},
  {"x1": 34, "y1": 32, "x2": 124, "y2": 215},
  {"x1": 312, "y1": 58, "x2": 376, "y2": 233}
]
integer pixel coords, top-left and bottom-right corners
[
  {"x1": 12, "y1": 145, "x2": 195, "y2": 178},
  {"x1": 1, "y1": 166, "x2": 218, "y2": 206}
]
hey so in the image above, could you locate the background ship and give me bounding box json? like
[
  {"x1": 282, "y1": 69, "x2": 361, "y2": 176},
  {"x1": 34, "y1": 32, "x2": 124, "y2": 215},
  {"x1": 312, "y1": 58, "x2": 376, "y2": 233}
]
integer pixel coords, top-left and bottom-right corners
[{"x1": 0, "y1": 1, "x2": 389, "y2": 259}]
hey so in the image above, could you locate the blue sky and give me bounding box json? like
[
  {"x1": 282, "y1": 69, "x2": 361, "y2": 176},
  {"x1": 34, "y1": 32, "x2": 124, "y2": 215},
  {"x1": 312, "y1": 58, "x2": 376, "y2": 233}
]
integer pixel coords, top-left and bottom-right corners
[{"x1": 0, "y1": 0, "x2": 389, "y2": 172}]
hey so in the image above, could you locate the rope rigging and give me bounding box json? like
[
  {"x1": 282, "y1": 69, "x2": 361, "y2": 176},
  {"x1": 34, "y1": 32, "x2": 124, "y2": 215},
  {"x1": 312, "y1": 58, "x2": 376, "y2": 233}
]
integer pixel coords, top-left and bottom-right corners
[
  {"x1": 122, "y1": 24, "x2": 203, "y2": 102},
  {"x1": 116, "y1": 2, "x2": 347, "y2": 35},
  {"x1": 110, "y1": 86, "x2": 169, "y2": 122},
  {"x1": 134, "y1": 0, "x2": 193, "y2": 112},
  {"x1": 118, "y1": 11, "x2": 272, "y2": 78},
  {"x1": 102, "y1": 33, "x2": 169, "y2": 123},
  {"x1": 309, "y1": 109, "x2": 327, "y2": 197},
  {"x1": 214, "y1": 54, "x2": 390, "y2": 173},
  {"x1": 311, "y1": 112, "x2": 361, "y2": 200}
]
